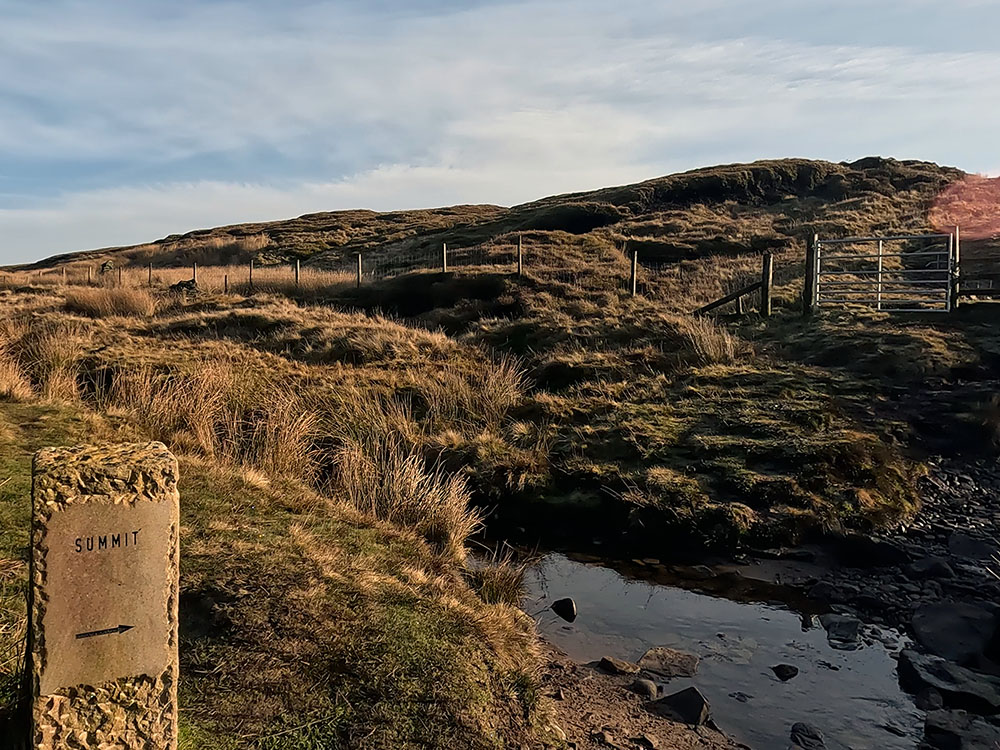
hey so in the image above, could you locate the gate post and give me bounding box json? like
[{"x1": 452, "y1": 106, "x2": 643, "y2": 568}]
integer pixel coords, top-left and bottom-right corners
[
  {"x1": 876, "y1": 240, "x2": 884, "y2": 311},
  {"x1": 952, "y1": 226, "x2": 961, "y2": 310},
  {"x1": 802, "y1": 234, "x2": 819, "y2": 314}
]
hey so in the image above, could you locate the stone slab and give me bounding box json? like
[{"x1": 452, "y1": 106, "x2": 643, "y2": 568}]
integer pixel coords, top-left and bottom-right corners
[{"x1": 30, "y1": 442, "x2": 179, "y2": 750}]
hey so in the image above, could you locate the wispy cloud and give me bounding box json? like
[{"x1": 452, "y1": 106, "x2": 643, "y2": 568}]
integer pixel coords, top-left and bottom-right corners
[{"x1": 2, "y1": 0, "x2": 999, "y2": 261}]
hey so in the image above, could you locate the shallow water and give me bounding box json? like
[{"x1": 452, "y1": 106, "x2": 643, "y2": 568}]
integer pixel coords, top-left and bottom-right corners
[{"x1": 525, "y1": 553, "x2": 923, "y2": 750}]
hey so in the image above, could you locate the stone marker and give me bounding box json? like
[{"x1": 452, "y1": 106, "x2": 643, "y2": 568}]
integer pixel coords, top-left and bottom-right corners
[{"x1": 29, "y1": 442, "x2": 179, "y2": 749}]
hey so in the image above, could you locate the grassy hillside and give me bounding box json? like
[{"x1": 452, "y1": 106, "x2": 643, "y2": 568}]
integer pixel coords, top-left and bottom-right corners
[{"x1": 3, "y1": 156, "x2": 998, "y2": 747}]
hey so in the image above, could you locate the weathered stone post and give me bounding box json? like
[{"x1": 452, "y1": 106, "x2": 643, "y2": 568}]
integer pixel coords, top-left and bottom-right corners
[{"x1": 29, "y1": 442, "x2": 179, "y2": 749}]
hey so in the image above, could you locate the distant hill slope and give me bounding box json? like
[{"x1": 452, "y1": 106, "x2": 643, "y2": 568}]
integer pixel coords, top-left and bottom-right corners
[{"x1": 9, "y1": 157, "x2": 967, "y2": 274}]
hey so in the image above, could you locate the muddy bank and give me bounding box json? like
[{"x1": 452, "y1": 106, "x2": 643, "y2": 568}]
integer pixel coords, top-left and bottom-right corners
[{"x1": 537, "y1": 644, "x2": 741, "y2": 750}]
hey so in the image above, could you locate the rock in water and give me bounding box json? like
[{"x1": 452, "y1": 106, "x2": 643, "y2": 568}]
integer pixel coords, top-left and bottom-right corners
[
  {"x1": 771, "y1": 664, "x2": 799, "y2": 681},
  {"x1": 924, "y1": 709, "x2": 1000, "y2": 749},
  {"x1": 599, "y1": 656, "x2": 639, "y2": 675},
  {"x1": 638, "y1": 646, "x2": 700, "y2": 678},
  {"x1": 819, "y1": 614, "x2": 861, "y2": 650},
  {"x1": 631, "y1": 678, "x2": 659, "y2": 700},
  {"x1": 911, "y1": 603, "x2": 996, "y2": 666},
  {"x1": 649, "y1": 686, "x2": 710, "y2": 726},
  {"x1": 551, "y1": 597, "x2": 577, "y2": 623},
  {"x1": 898, "y1": 649, "x2": 1000, "y2": 713},
  {"x1": 790, "y1": 722, "x2": 826, "y2": 749}
]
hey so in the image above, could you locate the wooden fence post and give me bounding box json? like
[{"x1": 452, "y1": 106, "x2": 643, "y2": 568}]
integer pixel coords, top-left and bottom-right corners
[
  {"x1": 117, "y1": 267, "x2": 122, "y2": 286},
  {"x1": 87, "y1": 266, "x2": 92, "y2": 285},
  {"x1": 629, "y1": 244, "x2": 638, "y2": 296},
  {"x1": 803, "y1": 234, "x2": 818, "y2": 314},
  {"x1": 517, "y1": 234, "x2": 523, "y2": 277},
  {"x1": 192, "y1": 262, "x2": 197, "y2": 284},
  {"x1": 760, "y1": 252, "x2": 773, "y2": 317},
  {"x1": 61, "y1": 267, "x2": 66, "y2": 285},
  {"x1": 295, "y1": 259, "x2": 300, "y2": 287},
  {"x1": 356, "y1": 254, "x2": 363, "y2": 288},
  {"x1": 148, "y1": 263, "x2": 153, "y2": 287},
  {"x1": 442, "y1": 243, "x2": 448, "y2": 273},
  {"x1": 249, "y1": 259, "x2": 254, "y2": 291},
  {"x1": 224, "y1": 274, "x2": 228, "y2": 295}
]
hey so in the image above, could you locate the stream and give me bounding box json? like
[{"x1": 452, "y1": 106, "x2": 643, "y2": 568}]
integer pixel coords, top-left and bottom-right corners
[{"x1": 525, "y1": 552, "x2": 924, "y2": 750}]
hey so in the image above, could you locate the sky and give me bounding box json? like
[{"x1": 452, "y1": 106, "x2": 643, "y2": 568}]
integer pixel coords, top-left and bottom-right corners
[{"x1": 2, "y1": 0, "x2": 999, "y2": 264}]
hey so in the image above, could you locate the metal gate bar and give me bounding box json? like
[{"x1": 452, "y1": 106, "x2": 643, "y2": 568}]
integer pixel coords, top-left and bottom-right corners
[{"x1": 813, "y1": 232, "x2": 956, "y2": 313}]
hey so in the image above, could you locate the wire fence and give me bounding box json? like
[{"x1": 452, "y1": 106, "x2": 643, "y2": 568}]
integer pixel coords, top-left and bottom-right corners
[{"x1": 0, "y1": 237, "x2": 785, "y2": 314}]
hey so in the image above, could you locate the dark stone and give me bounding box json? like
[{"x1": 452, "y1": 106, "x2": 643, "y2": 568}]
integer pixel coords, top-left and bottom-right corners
[
  {"x1": 631, "y1": 678, "x2": 659, "y2": 700},
  {"x1": 856, "y1": 593, "x2": 892, "y2": 612},
  {"x1": 771, "y1": 664, "x2": 799, "y2": 681},
  {"x1": 898, "y1": 649, "x2": 1000, "y2": 714},
  {"x1": 948, "y1": 533, "x2": 995, "y2": 562},
  {"x1": 819, "y1": 614, "x2": 861, "y2": 649},
  {"x1": 790, "y1": 721, "x2": 826, "y2": 749},
  {"x1": 649, "y1": 686, "x2": 710, "y2": 726},
  {"x1": 169, "y1": 278, "x2": 198, "y2": 294},
  {"x1": 551, "y1": 597, "x2": 577, "y2": 622},
  {"x1": 905, "y1": 557, "x2": 956, "y2": 580},
  {"x1": 637, "y1": 646, "x2": 699, "y2": 678},
  {"x1": 924, "y1": 709, "x2": 1000, "y2": 749},
  {"x1": 599, "y1": 656, "x2": 639, "y2": 675},
  {"x1": 833, "y1": 534, "x2": 909, "y2": 568},
  {"x1": 808, "y1": 580, "x2": 859, "y2": 604},
  {"x1": 917, "y1": 688, "x2": 945, "y2": 712},
  {"x1": 912, "y1": 603, "x2": 997, "y2": 666}
]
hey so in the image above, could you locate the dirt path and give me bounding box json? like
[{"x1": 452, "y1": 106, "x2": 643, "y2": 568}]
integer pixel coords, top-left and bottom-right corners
[{"x1": 537, "y1": 644, "x2": 745, "y2": 750}]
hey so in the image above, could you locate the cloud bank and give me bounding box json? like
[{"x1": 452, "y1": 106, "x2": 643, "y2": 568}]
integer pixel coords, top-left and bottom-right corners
[{"x1": 2, "y1": 0, "x2": 999, "y2": 262}]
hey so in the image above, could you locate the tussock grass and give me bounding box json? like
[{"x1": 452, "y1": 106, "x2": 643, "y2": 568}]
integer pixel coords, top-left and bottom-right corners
[
  {"x1": 1, "y1": 319, "x2": 89, "y2": 402},
  {"x1": 468, "y1": 547, "x2": 530, "y2": 606},
  {"x1": 676, "y1": 315, "x2": 742, "y2": 366},
  {"x1": 334, "y1": 441, "x2": 481, "y2": 562},
  {"x1": 64, "y1": 287, "x2": 156, "y2": 317}
]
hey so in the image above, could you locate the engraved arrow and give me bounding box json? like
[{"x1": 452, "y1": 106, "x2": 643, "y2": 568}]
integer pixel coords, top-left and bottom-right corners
[{"x1": 75, "y1": 624, "x2": 135, "y2": 640}]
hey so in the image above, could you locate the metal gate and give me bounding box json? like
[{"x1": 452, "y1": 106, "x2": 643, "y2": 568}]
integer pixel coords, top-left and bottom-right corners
[{"x1": 812, "y1": 232, "x2": 956, "y2": 312}]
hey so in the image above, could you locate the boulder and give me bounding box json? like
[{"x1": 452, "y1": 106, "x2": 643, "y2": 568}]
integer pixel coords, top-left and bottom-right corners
[
  {"x1": 948, "y1": 533, "x2": 994, "y2": 562},
  {"x1": 551, "y1": 597, "x2": 577, "y2": 623},
  {"x1": 599, "y1": 656, "x2": 639, "y2": 675},
  {"x1": 905, "y1": 557, "x2": 955, "y2": 580},
  {"x1": 912, "y1": 603, "x2": 996, "y2": 666},
  {"x1": 916, "y1": 687, "x2": 945, "y2": 712},
  {"x1": 898, "y1": 649, "x2": 1000, "y2": 714},
  {"x1": 789, "y1": 722, "x2": 826, "y2": 749},
  {"x1": 631, "y1": 678, "x2": 659, "y2": 700},
  {"x1": 638, "y1": 646, "x2": 699, "y2": 679},
  {"x1": 924, "y1": 709, "x2": 1000, "y2": 749},
  {"x1": 819, "y1": 614, "x2": 861, "y2": 650},
  {"x1": 649, "y1": 686, "x2": 710, "y2": 726},
  {"x1": 771, "y1": 664, "x2": 799, "y2": 681}
]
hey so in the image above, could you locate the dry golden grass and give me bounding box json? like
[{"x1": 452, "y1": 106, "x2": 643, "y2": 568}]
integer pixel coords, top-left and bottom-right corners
[
  {"x1": 467, "y1": 547, "x2": 530, "y2": 606},
  {"x1": 334, "y1": 440, "x2": 481, "y2": 563},
  {"x1": 675, "y1": 315, "x2": 742, "y2": 366},
  {"x1": 64, "y1": 287, "x2": 156, "y2": 317},
  {"x1": 1, "y1": 319, "x2": 89, "y2": 402}
]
